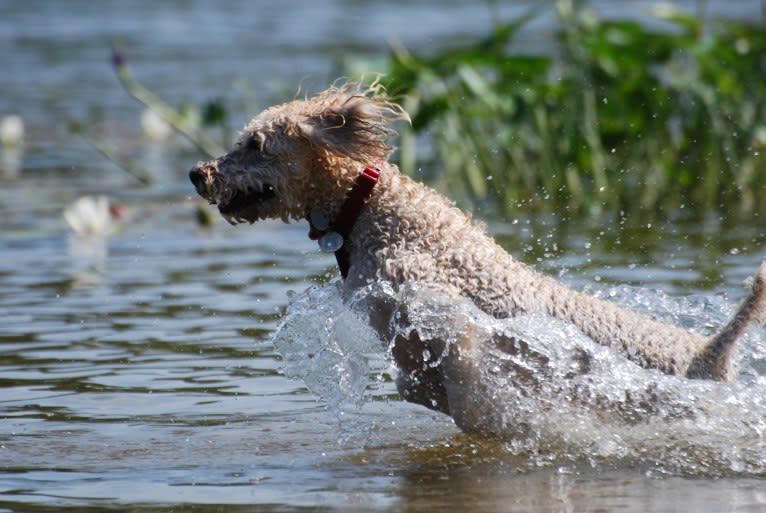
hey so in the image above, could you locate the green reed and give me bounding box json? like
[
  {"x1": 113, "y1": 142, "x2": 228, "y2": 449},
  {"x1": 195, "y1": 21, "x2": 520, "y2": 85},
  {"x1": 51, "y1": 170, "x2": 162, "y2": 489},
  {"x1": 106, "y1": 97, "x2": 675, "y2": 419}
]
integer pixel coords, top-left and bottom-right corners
[{"x1": 380, "y1": 5, "x2": 766, "y2": 219}]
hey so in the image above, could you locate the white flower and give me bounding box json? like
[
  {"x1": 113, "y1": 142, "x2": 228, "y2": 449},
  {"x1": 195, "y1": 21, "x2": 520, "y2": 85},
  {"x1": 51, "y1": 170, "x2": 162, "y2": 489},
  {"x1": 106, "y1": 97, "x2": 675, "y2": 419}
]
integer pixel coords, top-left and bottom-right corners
[
  {"x1": 650, "y1": 2, "x2": 681, "y2": 19},
  {"x1": 63, "y1": 196, "x2": 114, "y2": 236},
  {"x1": 140, "y1": 109, "x2": 172, "y2": 140},
  {"x1": 0, "y1": 115, "x2": 24, "y2": 147}
]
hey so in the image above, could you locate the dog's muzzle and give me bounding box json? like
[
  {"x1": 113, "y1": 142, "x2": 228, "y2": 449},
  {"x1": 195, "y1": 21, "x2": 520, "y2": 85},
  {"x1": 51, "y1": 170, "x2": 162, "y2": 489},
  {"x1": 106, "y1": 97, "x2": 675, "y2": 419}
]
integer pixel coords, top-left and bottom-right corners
[
  {"x1": 189, "y1": 162, "x2": 214, "y2": 199},
  {"x1": 188, "y1": 161, "x2": 277, "y2": 224}
]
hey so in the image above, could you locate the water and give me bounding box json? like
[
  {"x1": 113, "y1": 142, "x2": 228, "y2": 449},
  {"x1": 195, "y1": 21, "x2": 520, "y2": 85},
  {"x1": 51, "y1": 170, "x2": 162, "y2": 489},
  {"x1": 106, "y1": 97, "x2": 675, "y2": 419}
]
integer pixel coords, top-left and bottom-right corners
[
  {"x1": 277, "y1": 275, "x2": 766, "y2": 474},
  {"x1": 3, "y1": 1, "x2": 766, "y2": 511}
]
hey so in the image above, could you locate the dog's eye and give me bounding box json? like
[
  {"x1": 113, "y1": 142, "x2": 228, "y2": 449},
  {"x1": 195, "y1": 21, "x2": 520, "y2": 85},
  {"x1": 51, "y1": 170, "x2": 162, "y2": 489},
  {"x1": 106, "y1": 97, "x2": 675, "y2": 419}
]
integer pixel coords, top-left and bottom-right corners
[
  {"x1": 237, "y1": 139, "x2": 256, "y2": 154},
  {"x1": 233, "y1": 138, "x2": 260, "y2": 154},
  {"x1": 245, "y1": 139, "x2": 275, "y2": 161}
]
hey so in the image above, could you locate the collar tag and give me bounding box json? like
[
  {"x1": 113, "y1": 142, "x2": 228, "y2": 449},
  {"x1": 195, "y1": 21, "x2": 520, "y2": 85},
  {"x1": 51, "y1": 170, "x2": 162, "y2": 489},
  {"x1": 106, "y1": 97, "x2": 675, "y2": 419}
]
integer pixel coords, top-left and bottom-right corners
[{"x1": 318, "y1": 231, "x2": 344, "y2": 252}]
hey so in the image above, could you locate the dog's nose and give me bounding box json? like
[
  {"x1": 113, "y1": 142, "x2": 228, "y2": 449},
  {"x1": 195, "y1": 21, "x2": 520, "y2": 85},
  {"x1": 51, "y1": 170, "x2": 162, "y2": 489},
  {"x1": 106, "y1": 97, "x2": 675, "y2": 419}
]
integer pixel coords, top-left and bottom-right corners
[{"x1": 189, "y1": 167, "x2": 205, "y2": 188}]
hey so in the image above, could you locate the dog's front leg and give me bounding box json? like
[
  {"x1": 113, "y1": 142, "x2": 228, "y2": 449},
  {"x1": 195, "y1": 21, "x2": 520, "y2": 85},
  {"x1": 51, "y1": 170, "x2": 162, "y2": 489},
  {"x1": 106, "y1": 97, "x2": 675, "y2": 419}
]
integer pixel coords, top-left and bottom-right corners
[
  {"x1": 386, "y1": 293, "x2": 550, "y2": 433},
  {"x1": 391, "y1": 329, "x2": 450, "y2": 414},
  {"x1": 385, "y1": 293, "x2": 478, "y2": 418},
  {"x1": 390, "y1": 323, "x2": 492, "y2": 431},
  {"x1": 393, "y1": 323, "x2": 548, "y2": 433}
]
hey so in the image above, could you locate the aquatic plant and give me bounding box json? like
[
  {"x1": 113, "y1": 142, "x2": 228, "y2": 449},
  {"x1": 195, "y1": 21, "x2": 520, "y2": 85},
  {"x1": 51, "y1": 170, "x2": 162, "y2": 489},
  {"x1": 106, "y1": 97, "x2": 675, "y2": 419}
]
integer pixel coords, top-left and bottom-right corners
[
  {"x1": 104, "y1": 5, "x2": 766, "y2": 221},
  {"x1": 69, "y1": 45, "x2": 233, "y2": 186},
  {"x1": 111, "y1": 44, "x2": 226, "y2": 158},
  {"x1": 381, "y1": 4, "x2": 766, "y2": 219}
]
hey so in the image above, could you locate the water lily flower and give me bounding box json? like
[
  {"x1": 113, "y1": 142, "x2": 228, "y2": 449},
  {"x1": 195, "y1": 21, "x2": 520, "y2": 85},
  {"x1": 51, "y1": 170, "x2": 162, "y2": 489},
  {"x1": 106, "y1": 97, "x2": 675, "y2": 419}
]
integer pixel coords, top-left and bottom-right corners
[
  {"x1": 140, "y1": 108, "x2": 172, "y2": 140},
  {"x1": 63, "y1": 195, "x2": 125, "y2": 236},
  {"x1": 0, "y1": 115, "x2": 24, "y2": 147}
]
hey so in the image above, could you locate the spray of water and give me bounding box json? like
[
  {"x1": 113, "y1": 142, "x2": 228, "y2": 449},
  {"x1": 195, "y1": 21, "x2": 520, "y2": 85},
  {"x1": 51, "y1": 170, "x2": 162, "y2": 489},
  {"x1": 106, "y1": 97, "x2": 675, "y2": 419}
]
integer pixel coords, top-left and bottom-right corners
[{"x1": 272, "y1": 279, "x2": 766, "y2": 476}]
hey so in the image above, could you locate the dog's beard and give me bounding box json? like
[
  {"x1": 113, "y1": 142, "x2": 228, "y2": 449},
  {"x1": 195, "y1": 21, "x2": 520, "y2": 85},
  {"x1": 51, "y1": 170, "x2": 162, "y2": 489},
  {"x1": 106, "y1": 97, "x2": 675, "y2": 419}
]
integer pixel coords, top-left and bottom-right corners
[{"x1": 216, "y1": 184, "x2": 276, "y2": 224}]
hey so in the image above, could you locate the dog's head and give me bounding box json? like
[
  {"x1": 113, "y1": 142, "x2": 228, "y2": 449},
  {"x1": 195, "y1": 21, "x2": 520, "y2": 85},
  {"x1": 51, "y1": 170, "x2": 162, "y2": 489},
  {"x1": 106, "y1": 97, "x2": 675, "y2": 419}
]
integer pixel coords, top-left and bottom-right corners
[{"x1": 188, "y1": 80, "x2": 408, "y2": 225}]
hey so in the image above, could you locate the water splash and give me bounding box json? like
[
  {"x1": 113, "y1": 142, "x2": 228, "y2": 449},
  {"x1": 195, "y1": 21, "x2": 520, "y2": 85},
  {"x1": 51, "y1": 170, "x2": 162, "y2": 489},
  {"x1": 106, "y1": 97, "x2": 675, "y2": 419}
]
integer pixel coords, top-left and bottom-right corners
[
  {"x1": 272, "y1": 279, "x2": 766, "y2": 476},
  {"x1": 273, "y1": 282, "x2": 391, "y2": 410}
]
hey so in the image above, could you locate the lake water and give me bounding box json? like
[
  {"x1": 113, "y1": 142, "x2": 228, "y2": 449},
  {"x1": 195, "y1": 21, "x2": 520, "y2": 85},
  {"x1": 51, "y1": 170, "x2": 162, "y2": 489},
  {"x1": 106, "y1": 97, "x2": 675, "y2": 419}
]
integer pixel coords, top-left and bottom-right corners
[{"x1": 2, "y1": 1, "x2": 766, "y2": 512}]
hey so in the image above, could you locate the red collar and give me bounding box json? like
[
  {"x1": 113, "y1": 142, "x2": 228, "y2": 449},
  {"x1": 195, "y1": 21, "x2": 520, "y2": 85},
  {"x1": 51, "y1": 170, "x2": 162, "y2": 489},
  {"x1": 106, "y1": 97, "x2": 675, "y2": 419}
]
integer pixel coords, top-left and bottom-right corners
[{"x1": 306, "y1": 166, "x2": 381, "y2": 279}]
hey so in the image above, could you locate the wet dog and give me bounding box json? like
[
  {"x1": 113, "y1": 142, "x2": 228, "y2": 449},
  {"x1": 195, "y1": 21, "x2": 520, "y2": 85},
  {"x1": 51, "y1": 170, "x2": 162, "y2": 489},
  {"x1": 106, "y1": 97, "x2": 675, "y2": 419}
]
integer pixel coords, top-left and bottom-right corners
[{"x1": 189, "y1": 80, "x2": 766, "y2": 431}]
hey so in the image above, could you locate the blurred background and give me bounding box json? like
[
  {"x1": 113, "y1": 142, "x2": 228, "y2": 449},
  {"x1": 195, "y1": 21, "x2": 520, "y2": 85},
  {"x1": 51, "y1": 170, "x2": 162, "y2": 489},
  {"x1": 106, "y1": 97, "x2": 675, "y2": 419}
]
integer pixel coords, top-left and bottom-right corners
[{"x1": 4, "y1": 0, "x2": 766, "y2": 229}]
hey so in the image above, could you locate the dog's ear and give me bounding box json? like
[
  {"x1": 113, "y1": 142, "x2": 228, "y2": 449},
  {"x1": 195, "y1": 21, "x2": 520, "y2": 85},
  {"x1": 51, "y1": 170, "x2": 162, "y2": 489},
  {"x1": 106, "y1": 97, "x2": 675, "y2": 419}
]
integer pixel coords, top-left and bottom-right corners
[{"x1": 301, "y1": 86, "x2": 409, "y2": 162}]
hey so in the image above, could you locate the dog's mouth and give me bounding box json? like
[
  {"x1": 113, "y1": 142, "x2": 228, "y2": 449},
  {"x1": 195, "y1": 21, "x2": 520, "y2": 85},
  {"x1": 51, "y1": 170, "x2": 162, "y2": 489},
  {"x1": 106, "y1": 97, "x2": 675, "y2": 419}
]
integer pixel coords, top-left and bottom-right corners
[{"x1": 217, "y1": 184, "x2": 276, "y2": 224}]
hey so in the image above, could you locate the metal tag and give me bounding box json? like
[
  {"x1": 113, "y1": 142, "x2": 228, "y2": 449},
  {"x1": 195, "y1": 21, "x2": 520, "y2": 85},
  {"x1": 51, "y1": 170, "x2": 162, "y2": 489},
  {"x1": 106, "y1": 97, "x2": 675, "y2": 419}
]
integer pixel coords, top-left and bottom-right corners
[{"x1": 318, "y1": 231, "x2": 344, "y2": 253}]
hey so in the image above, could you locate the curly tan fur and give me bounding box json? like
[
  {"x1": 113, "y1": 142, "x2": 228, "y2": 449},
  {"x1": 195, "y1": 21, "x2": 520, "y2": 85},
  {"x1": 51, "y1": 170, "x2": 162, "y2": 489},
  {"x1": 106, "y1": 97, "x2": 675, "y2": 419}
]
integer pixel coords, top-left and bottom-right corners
[{"x1": 190, "y1": 80, "x2": 766, "y2": 429}]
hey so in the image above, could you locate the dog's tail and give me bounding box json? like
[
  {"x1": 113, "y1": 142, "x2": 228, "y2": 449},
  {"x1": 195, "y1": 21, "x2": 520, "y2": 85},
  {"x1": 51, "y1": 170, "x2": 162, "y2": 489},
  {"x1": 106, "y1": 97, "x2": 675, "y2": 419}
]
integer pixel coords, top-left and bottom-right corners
[{"x1": 686, "y1": 260, "x2": 766, "y2": 381}]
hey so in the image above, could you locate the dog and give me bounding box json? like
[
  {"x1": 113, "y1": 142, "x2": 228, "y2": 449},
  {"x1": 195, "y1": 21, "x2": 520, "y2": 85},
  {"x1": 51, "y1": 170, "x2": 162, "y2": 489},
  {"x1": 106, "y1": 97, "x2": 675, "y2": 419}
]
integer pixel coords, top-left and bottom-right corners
[{"x1": 189, "y1": 80, "x2": 766, "y2": 432}]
